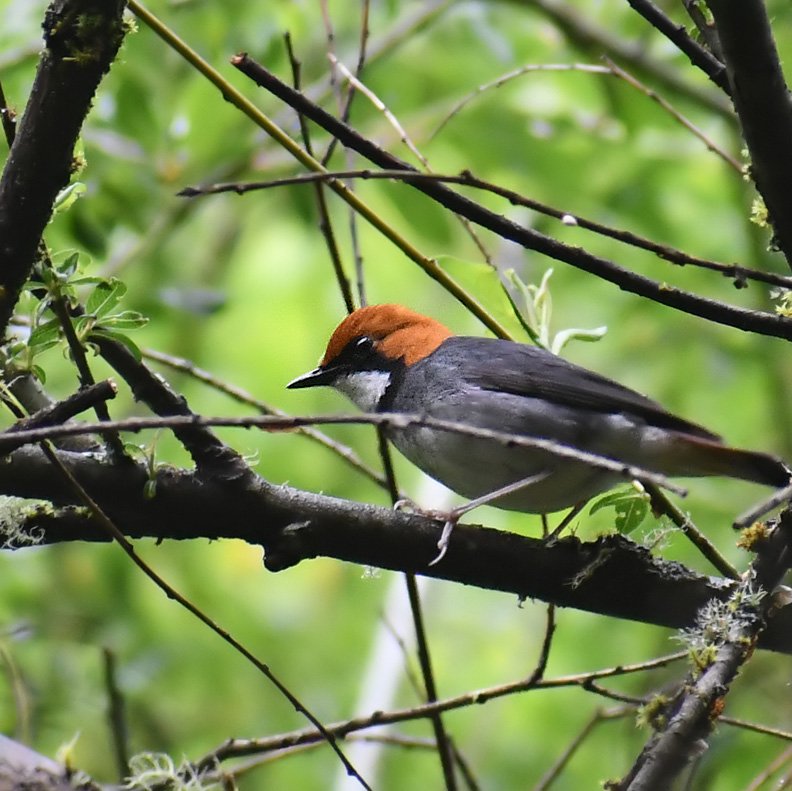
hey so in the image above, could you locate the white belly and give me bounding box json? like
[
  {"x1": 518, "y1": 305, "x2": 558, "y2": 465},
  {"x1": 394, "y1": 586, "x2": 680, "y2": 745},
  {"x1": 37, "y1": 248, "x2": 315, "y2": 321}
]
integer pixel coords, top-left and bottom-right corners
[{"x1": 388, "y1": 423, "x2": 624, "y2": 513}]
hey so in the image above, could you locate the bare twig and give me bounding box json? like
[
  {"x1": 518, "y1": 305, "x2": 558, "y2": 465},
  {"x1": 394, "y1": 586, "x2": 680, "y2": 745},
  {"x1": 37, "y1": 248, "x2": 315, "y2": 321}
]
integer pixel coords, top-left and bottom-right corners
[
  {"x1": 283, "y1": 33, "x2": 354, "y2": 314},
  {"x1": 603, "y1": 58, "x2": 741, "y2": 171},
  {"x1": 644, "y1": 483, "x2": 739, "y2": 579},
  {"x1": 142, "y1": 347, "x2": 391, "y2": 491},
  {"x1": 44, "y1": 447, "x2": 372, "y2": 790},
  {"x1": 744, "y1": 744, "x2": 792, "y2": 791},
  {"x1": 0, "y1": 411, "x2": 690, "y2": 497},
  {"x1": 532, "y1": 706, "x2": 630, "y2": 791},
  {"x1": 230, "y1": 57, "x2": 792, "y2": 341},
  {"x1": 179, "y1": 169, "x2": 792, "y2": 291},
  {"x1": 193, "y1": 652, "x2": 686, "y2": 770},
  {"x1": 102, "y1": 648, "x2": 130, "y2": 780},
  {"x1": 622, "y1": 0, "x2": 728, "y2": 93},
  {"x1": 517, "y1": 0, "x2": 731, "y2": 115},
  {"x1": 329, "y1": 53, "x2": 492, "y2": 265},
  {"x1": 7, "y1": 380, "x2": 117, "y2": 436}
]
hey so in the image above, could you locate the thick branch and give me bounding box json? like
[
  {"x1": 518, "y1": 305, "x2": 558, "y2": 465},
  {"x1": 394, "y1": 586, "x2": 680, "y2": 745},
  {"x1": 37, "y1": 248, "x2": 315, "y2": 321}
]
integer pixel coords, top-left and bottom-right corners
[
  {"x1": 3, "y1": 446, "x2": 792, "y2": 654},
  {"x1": 706, "y1": 0, "x2": 792, "y2": 267},
  {"x1": 0, "y1": 0, "x2": 127, "y2": 335}
]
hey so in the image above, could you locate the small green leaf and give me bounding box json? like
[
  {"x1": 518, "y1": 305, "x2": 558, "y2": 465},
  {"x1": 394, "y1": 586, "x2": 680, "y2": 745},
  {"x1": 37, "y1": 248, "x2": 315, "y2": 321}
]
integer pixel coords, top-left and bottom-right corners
[
  {"x1": 28, "y1": 319, "x2": 61, "y2": 352},
  {"x1": 74, "y1": 315, "x2": 96, "y2": 340},
  {"x1": 31, "y1": 365, "x2": 47, "y2": 384},
  {"x1": 590, "y1": 488, "x2": 650, "y2": 534},
  {"x1": 86, "y1": 279, "x2": 126, "y2": 319},
  {"x1": 90, "y1": 328, "x2": 143, "y2": 361},
  {"x1": 98, "y1": 311, "x2": 149, "y2": 330},
  {"x1": 57, "y1": 252, "x2": 80, "y2": 276},
  {"x1": 53, "y1": 182, "x2": 86, "y2": 214}
]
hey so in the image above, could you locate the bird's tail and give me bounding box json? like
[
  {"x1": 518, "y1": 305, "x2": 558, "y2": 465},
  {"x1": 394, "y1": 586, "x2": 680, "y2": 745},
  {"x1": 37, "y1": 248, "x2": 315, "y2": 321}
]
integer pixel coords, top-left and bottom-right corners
[{"x1": 678, "y1": 436, "x2": 790, "y2": 487}]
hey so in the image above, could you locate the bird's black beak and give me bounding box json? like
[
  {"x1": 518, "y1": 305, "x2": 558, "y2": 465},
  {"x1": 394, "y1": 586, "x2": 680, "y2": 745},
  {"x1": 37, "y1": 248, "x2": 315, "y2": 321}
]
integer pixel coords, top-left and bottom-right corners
[{"x1": 287, "y1": 366, "x2": 335, "y2": 389}]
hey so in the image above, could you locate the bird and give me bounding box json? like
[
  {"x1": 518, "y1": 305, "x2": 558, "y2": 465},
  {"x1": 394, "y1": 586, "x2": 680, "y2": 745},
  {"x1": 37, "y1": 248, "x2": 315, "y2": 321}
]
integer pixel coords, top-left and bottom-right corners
[{"x1": 288, "y1": 304, "x2": 789, "y2": 562}]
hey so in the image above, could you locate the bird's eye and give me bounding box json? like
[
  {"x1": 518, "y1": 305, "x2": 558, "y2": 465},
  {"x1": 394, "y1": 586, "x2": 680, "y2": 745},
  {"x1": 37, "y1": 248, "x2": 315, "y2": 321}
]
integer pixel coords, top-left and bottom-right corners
[{"x1": 354, "y1": 336, "x2": 374, "y2": 352}]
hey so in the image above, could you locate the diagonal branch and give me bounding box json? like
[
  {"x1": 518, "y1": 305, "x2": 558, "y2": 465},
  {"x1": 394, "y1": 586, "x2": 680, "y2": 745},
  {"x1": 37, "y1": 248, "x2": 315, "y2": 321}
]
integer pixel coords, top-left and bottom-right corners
[
  {"x1": 230, "y1": 56, "x2": 792, "y2": 343},
  {"x1": 618, "y1": 513, "x2": 792, "y2": 789}
]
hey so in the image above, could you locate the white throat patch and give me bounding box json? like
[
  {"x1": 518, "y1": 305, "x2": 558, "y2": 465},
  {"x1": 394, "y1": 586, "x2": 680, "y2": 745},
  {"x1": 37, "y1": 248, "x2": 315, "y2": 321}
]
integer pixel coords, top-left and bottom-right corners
[{"x1": 334, "y1": 370, "x2": 391, "y2": 412}]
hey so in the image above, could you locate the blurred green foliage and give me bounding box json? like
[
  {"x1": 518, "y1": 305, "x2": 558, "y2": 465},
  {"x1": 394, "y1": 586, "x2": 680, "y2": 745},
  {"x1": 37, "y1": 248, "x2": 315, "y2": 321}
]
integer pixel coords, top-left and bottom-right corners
[{"x1": 1, "y1": 1, "x2": 791, "y2": 788}]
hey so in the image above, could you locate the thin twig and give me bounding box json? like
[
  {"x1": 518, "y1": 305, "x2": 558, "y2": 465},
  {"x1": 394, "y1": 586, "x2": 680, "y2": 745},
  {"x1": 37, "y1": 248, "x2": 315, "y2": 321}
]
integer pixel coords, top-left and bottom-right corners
[
  {"x1": 0, "y1": 411, "x2": 690, "y2": 497},
  {"x1": 603, "y1": 57, "x2": 741, "y2": 171},
  {"x1": 645, "y1": 483, "x2": 739, "y2": 579},
  {"x1": 283, "y1": 33, "x2": 354, "y2": 314},
  {"x1": 7, "y1": 380, "x2": 117, "y2": 435},
  {"x1": 744, "y1": 744, "x2": 792, "y2": 791},
  {"x1": 194, "y1": 651, "x2": 687, "y2": 770},
  {"x1": 102, "y1": 647, "x2": 130, "y2": 779},
  {"x1": 520, "y1": 0, "x2": 732, "y2": 116},
  {"x1": 44, "y1": 446, "x2": 372, "y2": 790},
  {"x1": 141, "y1": 347, "x2": 390, "y2": 490},
  {"x1": 179, "y1": 169, "x2": 792, "y2": 292},
  {"x1": 329, "y1": 54, "x2": 492, "y2": 265},
  {"x1": 532, "y1": 706, "x2": 630, "y2": 791},
  {"x1": 227, "y1": 58, "x2": 792, "y2": 341},
  {"x1": 431, "y1": 63, "x2": 612, "y2": 140}
]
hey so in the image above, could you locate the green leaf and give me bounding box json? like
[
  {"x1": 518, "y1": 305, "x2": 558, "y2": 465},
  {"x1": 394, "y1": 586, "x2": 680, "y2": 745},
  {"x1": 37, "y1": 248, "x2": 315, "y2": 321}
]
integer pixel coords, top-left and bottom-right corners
[
  {"x1": 590, "y1": 488, "x2": 650, "y2": 534},
  {"x1": 86, "y1": 278, "x2": 127, "y2": 319},
  {"x1": 98, "y1": 310, "x2": 149, "y2": 331},
  {"x1": 90, "y1": 328, "x2": 143, "y2": 361},
  {"x1": 30, "y1": 365, "x2": 46, "y2": 384},
  {"x1": 143, "y1": 479, "x2": 158, "y2": 499},
  {"x1": 74, "y1": 315, "x2": 97, "y2": 340},
  {"x1": 57, "y1": 252, "x2": 80, "y2": 276},
  {"x1": 53, "y1": 182, "x2": 87, "y2": 214},
  {"x1": 28, "y1": 319, "x2": 61, "y2": 353}
]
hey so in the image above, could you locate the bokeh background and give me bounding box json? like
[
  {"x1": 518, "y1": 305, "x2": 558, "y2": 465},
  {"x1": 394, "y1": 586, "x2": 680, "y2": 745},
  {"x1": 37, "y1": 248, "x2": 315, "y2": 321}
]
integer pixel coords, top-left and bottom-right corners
[{"x1": 1, "y1": 1, "x2": 791, "y2": 788}]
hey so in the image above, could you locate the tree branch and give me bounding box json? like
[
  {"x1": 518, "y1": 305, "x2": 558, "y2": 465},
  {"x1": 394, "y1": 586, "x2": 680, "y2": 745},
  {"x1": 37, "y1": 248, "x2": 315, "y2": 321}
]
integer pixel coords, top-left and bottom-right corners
[
  {"x1": 3, "y1": 445, "x2": 792, "y2": 654},
  {"x1": 624, "y1": 0, "x2": 729, "y2": 93},
  {"x1": 618, "y1": 512, "x2": 792, "y2": 789},
  {"x1": 229, "y1": 56, "x2": 792, "y2": 342},
  {"x1": 0, "y1": 0, "x2": 127, "y2": 336},
  {"x1": 706, "y1": 0, "x2": 792, "y2": 267}
]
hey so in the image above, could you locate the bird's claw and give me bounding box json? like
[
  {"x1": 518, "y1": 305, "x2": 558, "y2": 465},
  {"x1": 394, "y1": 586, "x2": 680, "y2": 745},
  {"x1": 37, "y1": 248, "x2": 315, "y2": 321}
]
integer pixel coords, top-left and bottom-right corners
[
  {"x1": 428, "y1": 519, "x2": 456, "y2": 566},
  {"x1": 393, "y1": 500, "x2": 457, "y2": 565}
]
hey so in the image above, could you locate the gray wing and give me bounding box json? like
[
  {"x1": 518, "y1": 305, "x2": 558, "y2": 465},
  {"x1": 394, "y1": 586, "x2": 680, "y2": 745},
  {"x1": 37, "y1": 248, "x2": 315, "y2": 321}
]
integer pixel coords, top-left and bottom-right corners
[{"x1": 433, "y1": 337, "x2": 720, "y2": 440}]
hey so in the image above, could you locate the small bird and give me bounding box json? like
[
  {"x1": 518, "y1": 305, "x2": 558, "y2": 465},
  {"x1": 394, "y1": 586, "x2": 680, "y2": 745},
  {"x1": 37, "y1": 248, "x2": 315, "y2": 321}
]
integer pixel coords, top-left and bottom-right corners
[{"x1": 288, "y1": 304, "x2": 788, "y2": 560}]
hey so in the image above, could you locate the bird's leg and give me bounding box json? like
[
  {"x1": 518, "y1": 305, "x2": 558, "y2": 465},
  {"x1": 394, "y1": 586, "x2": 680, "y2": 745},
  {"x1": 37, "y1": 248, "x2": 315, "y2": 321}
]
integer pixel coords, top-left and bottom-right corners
[
  {"x1": 429, "y1": 471, "x2": 552, "y2": 566},
  {"x1": 545, "y1": 500, "x2": 587, "y2": 541}
]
